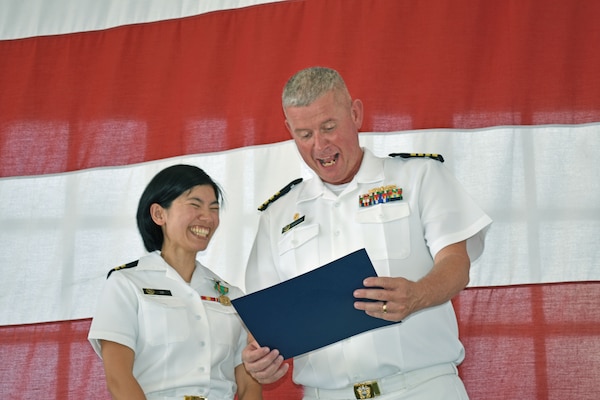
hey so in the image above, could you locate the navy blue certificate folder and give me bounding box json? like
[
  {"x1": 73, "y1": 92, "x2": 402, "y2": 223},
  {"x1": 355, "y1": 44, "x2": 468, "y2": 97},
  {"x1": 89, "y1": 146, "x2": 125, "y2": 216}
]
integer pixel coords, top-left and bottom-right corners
[{"x1": 232, "y1": 248, "x2": 398, "y2": 359}]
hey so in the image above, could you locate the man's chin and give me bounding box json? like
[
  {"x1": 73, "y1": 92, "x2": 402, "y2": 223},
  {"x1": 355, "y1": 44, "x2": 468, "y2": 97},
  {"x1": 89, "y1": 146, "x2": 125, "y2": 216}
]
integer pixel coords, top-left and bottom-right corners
[{"x1": 318, "y1": 171, "x2": 348, "y2": 185}]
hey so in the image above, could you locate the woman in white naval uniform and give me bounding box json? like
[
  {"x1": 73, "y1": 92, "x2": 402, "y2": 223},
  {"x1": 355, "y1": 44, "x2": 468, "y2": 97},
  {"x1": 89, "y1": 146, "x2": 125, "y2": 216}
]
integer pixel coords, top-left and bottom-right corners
[{"x1": 88, "y1": 165, "x2": 262, "y2": 400}]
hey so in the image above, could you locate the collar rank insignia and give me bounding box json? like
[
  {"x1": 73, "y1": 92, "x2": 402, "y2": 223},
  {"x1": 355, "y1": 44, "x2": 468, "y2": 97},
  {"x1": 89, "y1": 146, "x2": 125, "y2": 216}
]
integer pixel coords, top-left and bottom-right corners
[
  {"x1": 282, "y1": 213, "x2": 305, "y2": 234},
  {"x1": 258, "y1": 178, "x2": 303, "y2": 211},
  {"x1": 106, "y1": 259, "x2": 139, "y2": 279},
  {"x1": 389, "y1": 152, "x2": 444, "y2": 162},
  {"x1": 143, "y1": 288, "x2": 172, "y2": 296},
  {"x1": 359, "y1": 185, "x2": 402, "y2": 208}
]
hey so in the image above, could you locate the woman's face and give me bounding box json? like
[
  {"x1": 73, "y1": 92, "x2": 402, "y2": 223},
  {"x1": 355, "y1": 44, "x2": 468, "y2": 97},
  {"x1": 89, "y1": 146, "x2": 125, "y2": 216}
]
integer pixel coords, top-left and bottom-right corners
[{"x1": 152, "y1": 184, "x2": 220, "y2": 255}]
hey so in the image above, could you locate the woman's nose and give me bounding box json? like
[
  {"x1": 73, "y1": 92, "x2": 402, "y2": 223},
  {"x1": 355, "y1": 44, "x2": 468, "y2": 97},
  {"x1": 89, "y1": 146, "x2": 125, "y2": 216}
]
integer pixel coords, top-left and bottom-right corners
[
  {"x1": 197, "y1": 207, "x2": 216, "y2": 223},
  {"x1": 196, "y1": 208, "x2": 209, "y2": 220}
]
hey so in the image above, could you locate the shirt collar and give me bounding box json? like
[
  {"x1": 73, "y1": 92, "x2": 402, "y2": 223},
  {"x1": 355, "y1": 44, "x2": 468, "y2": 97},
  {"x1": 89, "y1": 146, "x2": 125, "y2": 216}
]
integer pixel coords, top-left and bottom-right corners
[{"x1": 139, "y1": 251, "x2": 192, "y2": 283}]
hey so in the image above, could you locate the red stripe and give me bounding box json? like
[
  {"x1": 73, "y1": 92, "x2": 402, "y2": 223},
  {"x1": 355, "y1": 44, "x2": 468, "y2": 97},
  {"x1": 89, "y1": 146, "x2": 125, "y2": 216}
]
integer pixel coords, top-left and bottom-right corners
[
  {"x1": 2, "y1": 282, "x2": 599, "y2": 398},
  {"x1": 1, "y1": 0, "x2": 600, "y2": 177}
]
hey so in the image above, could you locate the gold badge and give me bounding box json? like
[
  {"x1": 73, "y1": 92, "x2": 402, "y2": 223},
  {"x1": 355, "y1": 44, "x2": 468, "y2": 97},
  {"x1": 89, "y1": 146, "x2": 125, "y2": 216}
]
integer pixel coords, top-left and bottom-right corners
[
  {"x1": 353, "y1": 381, "x2": 380, "y2": 399},
  {"x1": 219, "y1": 295, "x2": 232, "y2": 306}
]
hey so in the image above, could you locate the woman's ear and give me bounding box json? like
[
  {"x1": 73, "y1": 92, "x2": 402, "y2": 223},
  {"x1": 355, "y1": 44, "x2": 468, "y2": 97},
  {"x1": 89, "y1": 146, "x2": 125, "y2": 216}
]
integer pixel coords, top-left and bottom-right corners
[{"x1": 150, "y1": 203, "x2": 166, "y2": 225}]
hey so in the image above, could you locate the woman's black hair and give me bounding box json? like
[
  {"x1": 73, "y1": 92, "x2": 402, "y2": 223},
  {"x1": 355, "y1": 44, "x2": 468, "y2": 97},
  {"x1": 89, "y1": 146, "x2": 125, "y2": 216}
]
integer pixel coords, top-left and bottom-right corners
[{"x1": 136, "y1": 164, "x2": 223, "y2": 252}]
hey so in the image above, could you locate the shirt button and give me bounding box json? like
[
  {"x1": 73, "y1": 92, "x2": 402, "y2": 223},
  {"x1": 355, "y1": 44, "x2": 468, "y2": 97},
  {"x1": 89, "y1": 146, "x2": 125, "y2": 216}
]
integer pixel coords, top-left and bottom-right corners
[{"x1": 334, "y1": 230, "x2": 340, "y2": 236}]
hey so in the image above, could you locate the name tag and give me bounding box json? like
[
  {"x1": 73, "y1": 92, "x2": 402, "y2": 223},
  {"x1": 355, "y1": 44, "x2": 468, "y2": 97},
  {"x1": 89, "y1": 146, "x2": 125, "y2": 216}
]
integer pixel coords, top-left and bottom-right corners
[{"x1": 142, "y1": 288, "x2": 172, "y2": 296}]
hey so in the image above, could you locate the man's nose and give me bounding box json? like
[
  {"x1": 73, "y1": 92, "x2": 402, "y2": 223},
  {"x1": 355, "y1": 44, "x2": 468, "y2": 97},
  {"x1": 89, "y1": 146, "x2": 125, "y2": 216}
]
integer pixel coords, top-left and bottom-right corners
[{"x1": 314, "y1": 132, "x2": 329, "y2": 150}]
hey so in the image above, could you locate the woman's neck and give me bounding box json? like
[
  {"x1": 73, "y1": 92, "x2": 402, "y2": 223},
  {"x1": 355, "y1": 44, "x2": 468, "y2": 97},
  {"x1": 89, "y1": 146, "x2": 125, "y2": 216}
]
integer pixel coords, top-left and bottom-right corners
[{"x1": 160, "y1": 249, "x2": 196, "y2": 283}]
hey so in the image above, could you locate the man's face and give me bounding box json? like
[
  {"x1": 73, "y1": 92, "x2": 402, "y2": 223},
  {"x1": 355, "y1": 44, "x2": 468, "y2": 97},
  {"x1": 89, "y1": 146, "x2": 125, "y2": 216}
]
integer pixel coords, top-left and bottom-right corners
[{"x1": 284, "y1": 90, "x2": 364, "y2": 185}]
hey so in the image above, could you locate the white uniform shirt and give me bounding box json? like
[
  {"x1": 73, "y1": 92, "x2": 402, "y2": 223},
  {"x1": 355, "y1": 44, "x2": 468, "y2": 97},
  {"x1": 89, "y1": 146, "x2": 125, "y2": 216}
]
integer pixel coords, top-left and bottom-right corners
[
  {"x1": 246, "y1": 149, "x2": 492, "y2": 389},
  {"x1": 88, "y1": 251, "x2": 247, "y2": 400}
]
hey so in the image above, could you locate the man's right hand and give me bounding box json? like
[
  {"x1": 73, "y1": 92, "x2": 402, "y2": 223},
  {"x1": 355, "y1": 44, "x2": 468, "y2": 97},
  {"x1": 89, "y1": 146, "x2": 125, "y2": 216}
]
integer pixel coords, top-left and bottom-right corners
[{"x1": 242, "y1": 338, "x2": 289, "y2": 384}]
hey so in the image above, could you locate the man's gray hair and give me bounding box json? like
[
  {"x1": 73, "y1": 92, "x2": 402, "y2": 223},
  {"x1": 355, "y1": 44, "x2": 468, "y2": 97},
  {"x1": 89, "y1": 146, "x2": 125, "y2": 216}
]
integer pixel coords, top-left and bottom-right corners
[{"x1": 282, "y1": 66, "x2": 351, "y2": 108}]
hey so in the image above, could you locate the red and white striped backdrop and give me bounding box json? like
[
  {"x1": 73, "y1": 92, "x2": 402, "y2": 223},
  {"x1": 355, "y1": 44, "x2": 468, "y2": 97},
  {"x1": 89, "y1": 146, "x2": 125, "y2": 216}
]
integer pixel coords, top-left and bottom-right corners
[{"x1": 1, "y1": 0, "x2": 599, "y2": 398}]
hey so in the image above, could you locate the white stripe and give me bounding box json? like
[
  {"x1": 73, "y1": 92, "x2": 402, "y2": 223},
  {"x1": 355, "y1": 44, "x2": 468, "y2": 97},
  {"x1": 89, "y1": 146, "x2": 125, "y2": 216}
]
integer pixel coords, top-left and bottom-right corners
[
  {"x1": 0, "y1": 0, "x2": 287, "y2": 40},
  {"x1": 1, "y1": 125, "x2": 599, "y2": 325}
]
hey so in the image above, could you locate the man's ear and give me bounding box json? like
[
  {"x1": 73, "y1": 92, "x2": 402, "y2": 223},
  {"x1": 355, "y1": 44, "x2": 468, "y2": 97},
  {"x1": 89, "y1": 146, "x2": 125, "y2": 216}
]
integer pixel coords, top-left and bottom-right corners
[
  {"x1": 150, "y1": 203, "x2": 166, "y2": 225},
  {"x1": 284, "y1": 118, "x2": 293, "y2": 136},
  {"x1": 351, "y1": 98, "x2": 364, "y2": 129}
]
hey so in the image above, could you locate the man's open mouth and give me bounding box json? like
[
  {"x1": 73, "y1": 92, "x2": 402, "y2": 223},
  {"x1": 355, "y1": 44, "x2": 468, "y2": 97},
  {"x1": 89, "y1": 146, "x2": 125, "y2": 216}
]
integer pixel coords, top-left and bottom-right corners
[{"x1": 318, "y1": 154, "x2": 338, "y2": 167}]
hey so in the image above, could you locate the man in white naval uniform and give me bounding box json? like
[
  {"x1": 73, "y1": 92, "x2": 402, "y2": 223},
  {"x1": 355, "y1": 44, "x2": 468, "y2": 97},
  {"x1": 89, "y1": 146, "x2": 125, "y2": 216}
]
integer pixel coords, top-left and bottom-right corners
[{"x1": 242, "y1": 67, "x2": 492, "y2": 400}]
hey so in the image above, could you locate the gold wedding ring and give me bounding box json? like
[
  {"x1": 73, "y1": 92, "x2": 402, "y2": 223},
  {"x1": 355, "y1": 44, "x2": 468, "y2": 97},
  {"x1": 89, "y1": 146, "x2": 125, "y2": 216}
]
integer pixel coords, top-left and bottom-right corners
[{"x1": 382, "y1": 302, "x2": 387, "y2": 313}]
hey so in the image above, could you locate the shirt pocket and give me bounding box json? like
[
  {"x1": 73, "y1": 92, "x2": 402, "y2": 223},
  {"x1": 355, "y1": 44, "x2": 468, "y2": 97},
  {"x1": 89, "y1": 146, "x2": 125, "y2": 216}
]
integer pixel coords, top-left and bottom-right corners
[
  {"x1": 140, "y1": 296, "x2": 190, "y2": 346},
  {"x1": 204, "y1": 302, "x2": 243, "y2": 376},
  {"x1": 277, "y1": 223, "x2": 320, "y2": 277},
  {"x1": 356, "y1": 202, "x2": 411, "y2": 260},
  {"x1": 204, "y1": 301, "x2": 240, "y2": 345}
]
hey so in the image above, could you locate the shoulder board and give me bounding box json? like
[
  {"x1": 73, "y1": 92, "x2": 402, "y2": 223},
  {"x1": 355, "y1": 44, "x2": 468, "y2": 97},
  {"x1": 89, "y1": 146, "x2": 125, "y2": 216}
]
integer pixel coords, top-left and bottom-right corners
[
  {"x1": 107, "y1": 260, "x2": 139, "y2": 279},
  {"x1": 258, "y1": 178, "x2": 303, "y2": 211},
  {"x1": 388, "y1": 153, "x2": 444, "y2": 163}
]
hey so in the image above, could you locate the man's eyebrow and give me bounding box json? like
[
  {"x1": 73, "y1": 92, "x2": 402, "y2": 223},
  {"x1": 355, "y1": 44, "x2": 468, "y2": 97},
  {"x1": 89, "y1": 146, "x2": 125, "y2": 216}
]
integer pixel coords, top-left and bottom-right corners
[
  {"x1": 292, "y1": 120, "x2": 336, "y2": 134},
  {"x1": 293, "y1": 127, "x2": 311, "y2": 133}
]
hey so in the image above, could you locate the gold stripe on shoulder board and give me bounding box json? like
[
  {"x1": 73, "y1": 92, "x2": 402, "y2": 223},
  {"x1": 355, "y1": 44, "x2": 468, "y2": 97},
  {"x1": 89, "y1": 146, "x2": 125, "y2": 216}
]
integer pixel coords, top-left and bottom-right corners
[
  {"x1": 258, "y1": 178, "x2": 303, "y2": 211},
  {"x1": 106, "y1": 260, "x2": 139, "y2": 279},
  {"x1": 388, "y1": 153, "x2": 444, "y2": 162}
]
